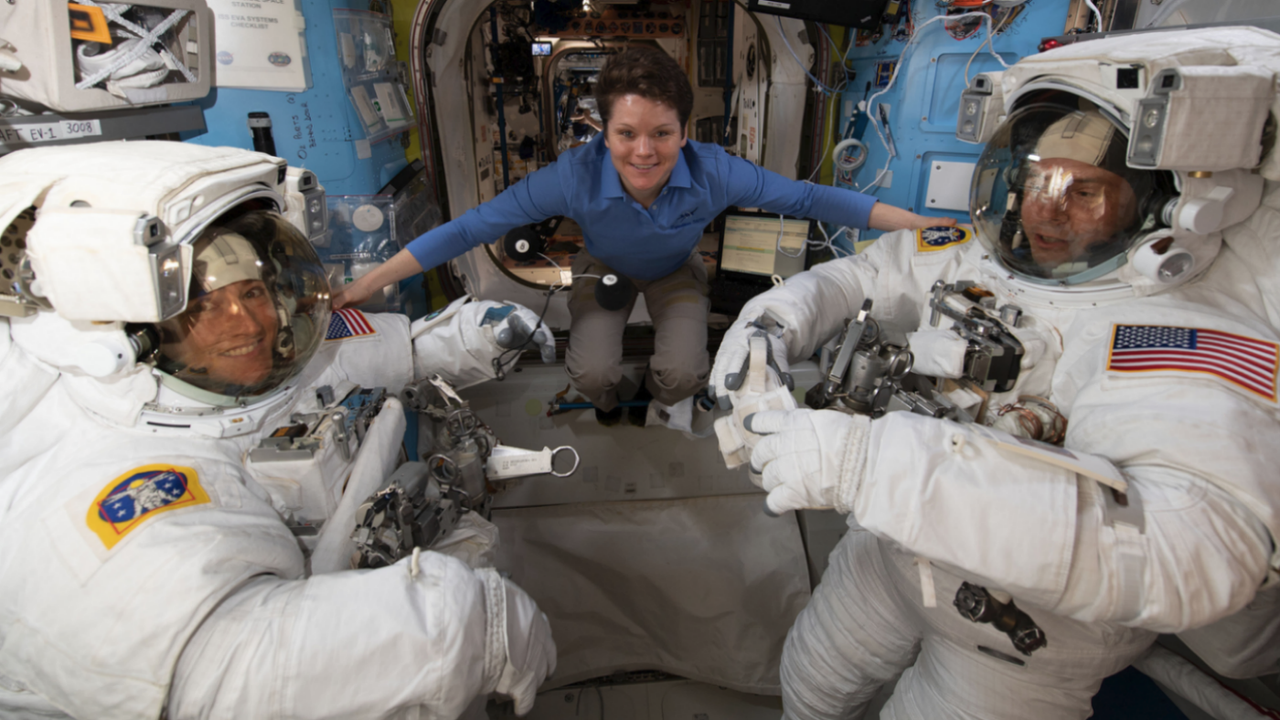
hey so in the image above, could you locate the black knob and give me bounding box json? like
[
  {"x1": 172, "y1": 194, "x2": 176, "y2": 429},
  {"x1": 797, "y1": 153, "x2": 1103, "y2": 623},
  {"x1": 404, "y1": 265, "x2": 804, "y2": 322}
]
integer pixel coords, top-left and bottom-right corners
[
  {"x1": 247, "y1": 111, "x2": 276, "y2": 157},
  {"x1": 594, "y1": 272, "x2": 635, "y2": 311},
  {"x1": 503, "y1": 226, "x2": 546, "y2": 262}
]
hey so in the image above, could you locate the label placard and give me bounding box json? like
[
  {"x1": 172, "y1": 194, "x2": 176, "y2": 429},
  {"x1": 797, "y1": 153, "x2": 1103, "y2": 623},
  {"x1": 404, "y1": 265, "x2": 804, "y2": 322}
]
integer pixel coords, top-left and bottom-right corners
[{"x1": 0, "y1": 119, "x2": 103, "y2": 146}]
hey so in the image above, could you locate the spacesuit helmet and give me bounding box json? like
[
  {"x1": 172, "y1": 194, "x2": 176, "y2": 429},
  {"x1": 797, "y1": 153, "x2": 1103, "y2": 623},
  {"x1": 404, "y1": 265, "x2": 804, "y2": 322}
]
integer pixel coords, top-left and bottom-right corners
[
  {"x1": 971, "y1": 99, "x2": 1175, "y2": 285},
  {"x1": 152, "y1": 206, "x2": 330, "y2": 405}
]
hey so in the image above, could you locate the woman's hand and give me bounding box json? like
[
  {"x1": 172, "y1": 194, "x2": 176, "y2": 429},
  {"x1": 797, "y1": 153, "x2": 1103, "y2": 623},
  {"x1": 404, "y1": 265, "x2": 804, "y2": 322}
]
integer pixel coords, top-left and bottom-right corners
[
  {"x1": 867, "y1": 202, "x2": 958, "y2": 232},
  {"x1": 331, "y1": 249, "x2": 426, "y2": 310},
  {"x1": 332, "y1": 277, "x2": 377, "y2": 310}
]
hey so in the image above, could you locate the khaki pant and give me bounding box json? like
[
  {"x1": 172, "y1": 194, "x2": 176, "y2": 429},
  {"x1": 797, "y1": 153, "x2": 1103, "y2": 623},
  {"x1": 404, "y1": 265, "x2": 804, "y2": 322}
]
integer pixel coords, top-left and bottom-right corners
[{"x1": 566, "y1": 249, "x2": 710, "y2": 410}]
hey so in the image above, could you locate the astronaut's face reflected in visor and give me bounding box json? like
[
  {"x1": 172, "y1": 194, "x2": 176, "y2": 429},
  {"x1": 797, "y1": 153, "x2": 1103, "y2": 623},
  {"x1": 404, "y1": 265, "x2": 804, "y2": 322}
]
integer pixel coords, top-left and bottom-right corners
[
  {"x1": 162, "y1": 276, "x2": 280, "y2": 388},
  {"x1": 155, "y1": 209, "x2": 330, "y2": 404},
  {"x1": 971, "y1": 104, "x2": 1164, "y2": 284},
  {"x1": 1020, "y1": 158, "x2": 1138, "y2": 269}
]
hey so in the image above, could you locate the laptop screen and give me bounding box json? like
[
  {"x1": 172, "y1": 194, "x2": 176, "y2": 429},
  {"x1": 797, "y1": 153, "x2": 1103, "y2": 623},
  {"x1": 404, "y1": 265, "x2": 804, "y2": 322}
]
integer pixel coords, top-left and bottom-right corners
[{"x1": 718, "y1": 212, "x2": 811, "y2": 280}]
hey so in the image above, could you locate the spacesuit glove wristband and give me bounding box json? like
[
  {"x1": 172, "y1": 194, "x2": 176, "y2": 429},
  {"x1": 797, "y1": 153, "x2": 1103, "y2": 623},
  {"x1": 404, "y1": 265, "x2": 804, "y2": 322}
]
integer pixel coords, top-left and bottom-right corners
[
  {"x1": 833, "y1": 415, "x2": 871, "y2": 515},
  {"x1": 477, "y1": 567, "x2": 508, "y2": 694}
]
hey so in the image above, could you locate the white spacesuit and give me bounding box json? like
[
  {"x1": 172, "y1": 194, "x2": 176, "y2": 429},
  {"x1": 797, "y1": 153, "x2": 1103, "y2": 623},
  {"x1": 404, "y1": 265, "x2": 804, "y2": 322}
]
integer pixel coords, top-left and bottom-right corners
[
  {"x1": 710, "y1": 27, "x2": 1280, "y2": 719},
  {"x1": 0, "y1": 142, "x2": 557, "y2": 719}
]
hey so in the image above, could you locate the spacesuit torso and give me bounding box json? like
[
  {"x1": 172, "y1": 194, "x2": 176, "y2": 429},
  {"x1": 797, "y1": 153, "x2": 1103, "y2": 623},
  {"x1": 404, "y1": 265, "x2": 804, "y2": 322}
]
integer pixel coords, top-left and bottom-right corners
[
  {"x1": 0, "y1": 308, "x2": 513, "y2": 719},
  {"x1": 734, "y1": 220, "x2": 1278, "y2": 718}
]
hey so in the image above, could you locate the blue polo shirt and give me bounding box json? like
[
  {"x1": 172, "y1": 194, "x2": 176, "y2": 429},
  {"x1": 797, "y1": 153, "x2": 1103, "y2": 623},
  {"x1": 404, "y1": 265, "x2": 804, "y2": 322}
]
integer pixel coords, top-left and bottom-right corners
[{"x1": 405, "y1": 134, "x2": 877, "y2": 282}]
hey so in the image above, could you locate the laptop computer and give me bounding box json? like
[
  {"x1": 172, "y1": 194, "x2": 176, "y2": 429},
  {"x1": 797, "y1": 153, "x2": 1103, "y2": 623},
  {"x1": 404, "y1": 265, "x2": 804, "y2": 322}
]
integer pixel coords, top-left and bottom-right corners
[{"x1": 709, "y1": 210, "x2": 814, "y2": 315}]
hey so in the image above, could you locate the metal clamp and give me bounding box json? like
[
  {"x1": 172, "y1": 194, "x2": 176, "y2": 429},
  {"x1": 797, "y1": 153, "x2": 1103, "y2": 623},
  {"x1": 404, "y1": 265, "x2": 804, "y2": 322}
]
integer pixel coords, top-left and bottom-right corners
[{"x1": 954, "y1": 582, "x2": 1047, "y2": 656}]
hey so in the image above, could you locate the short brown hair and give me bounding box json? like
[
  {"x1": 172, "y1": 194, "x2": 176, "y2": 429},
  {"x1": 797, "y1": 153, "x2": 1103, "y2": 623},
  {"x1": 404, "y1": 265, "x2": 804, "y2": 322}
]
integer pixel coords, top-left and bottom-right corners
[{"x1": 595, "y1": 46, "x2": 693, "y2": 133}]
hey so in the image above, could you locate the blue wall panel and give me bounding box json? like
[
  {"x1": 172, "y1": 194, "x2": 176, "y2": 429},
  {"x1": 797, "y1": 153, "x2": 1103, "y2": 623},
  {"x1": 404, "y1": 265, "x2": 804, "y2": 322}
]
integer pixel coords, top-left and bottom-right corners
[
  {"x1": 182, "y1": 0, "x2": 408, "y2": 196},
  {"x1": 834, "y1": 1, "x2": 1069, "y2": 245}
]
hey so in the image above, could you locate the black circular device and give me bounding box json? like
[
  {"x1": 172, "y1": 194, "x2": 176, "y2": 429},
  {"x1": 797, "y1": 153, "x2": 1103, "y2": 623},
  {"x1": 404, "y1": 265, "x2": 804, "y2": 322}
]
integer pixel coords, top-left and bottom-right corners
[
  {"x1": 594, "y1": 272, "x2": 635, "y2": 312},
  {"x1": 502, "y1": 225, "x2": 546, "y2": 262}
]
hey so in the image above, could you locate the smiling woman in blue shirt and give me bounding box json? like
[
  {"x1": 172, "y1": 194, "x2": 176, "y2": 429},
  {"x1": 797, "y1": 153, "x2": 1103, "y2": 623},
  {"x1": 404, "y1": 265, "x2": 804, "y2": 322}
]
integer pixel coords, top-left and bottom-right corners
[{"x1": 336, "y1": 46, "x2": 949, "y2": 416}]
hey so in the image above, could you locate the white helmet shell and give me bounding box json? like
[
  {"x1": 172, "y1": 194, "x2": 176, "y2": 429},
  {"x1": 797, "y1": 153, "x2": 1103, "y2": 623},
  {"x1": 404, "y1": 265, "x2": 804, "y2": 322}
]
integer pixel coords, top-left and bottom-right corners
[{"x1": 964, "y1": 26, "x2": 1279, "y2": 302}]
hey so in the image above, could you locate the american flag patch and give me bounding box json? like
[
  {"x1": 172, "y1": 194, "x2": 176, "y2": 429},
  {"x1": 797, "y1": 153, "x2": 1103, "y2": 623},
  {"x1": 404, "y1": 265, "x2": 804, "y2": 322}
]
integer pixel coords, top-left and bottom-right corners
[
  {"x1": 1107, "y1": 324, "x2": 1279, "y2": 401},
  {"x1": 326, "y1": 308, "x2": 376, "y2": 341}
]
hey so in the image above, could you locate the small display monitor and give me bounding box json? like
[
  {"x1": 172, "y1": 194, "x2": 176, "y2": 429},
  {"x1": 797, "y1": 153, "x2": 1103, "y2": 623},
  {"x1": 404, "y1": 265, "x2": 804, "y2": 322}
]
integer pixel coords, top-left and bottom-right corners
[
  {"x1": 531, "y1": 41, "x2": 552, "y2": 57},
  {"x1": 718, "y1": 212, "x2": 811, "y2": 280}
]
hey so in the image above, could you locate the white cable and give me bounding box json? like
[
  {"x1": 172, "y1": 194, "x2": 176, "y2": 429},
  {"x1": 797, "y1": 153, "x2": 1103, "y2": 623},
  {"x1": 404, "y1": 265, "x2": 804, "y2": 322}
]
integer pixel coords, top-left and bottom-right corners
[
  {"x1": 865, "y1": 12, "x2": 1009, "y2": 164},
  {"x1": 858, "y1": 11, "x2": 1010, "y2": 193},
  {"x1": 964, "y1": 9, "x2": 1014, "y2": 85},
  {"x1": 807, "y1": 80, "x2": 850, "y2": 182},
  {"x1": 536, "y1": 252, "x2": 574, "y2": 293},
  {"x1": 1082, "y1": 0, "x2": 1105, "y2": 31},
  {"x1": 776, "y1": 213, "x2": 803, "y2": 258},
  {"x1": 857, "y1": 155, "x2": 893, "y2": 193},
  {"x1": 833, "y1": 138, "x2": 868, "y2": 172},
  {"x1": 775, "y1": 16, "x2": 841, "y2": 96}
]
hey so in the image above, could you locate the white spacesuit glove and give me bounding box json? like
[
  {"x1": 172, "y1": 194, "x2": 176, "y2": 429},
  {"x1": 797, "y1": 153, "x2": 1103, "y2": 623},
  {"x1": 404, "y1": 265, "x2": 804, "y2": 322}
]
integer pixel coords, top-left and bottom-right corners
[
  {"x1": 713, "y1": 334, "x2": 797, "y2": 471},
  {"x1": 747, "y1": 408, "x2": 871, "y2": 516},
  {"x1": 490, "y1": 303, "x2": 556, "y2": 367},
  {"x1": 709, "y1": 316, "x2": 791, "y2": 409},
  {"x1": 480, "y1": 570, "x2": 557, "y2": 716}
]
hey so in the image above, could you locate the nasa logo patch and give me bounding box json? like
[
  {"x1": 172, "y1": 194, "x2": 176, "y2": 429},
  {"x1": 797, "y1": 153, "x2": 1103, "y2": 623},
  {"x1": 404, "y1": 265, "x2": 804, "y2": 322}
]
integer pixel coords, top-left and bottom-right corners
[
  {"x1": 916, "y1": 226, "x2": 972, "y2": 253},
  {"x1": 86, "y1": 465, "x2": 211, "y2": 550}
]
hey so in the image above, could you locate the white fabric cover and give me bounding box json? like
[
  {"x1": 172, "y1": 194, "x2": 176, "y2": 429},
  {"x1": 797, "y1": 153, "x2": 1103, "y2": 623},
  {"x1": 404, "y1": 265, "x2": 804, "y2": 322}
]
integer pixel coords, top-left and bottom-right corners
[
  {"x1": 997, "y1": 27, "x2": 1280, "y2": 179},
  {"x1": 725, "y1": 221, "x2": 1279, "y2": 717},
  {"x1": 308, "y1": 396, "x2": 408, "y2": 574},
  {"x1": 0, "y1": 142, "x2": 283, "y2": 245},
  {"x1": 490, "y1": 494, "x2": 812, "y2": 695},
  {"x1": 904, "y1": 328, "x2": 967, "y2": 378},
  {"x1": 783, "y1": 529, "x2": 1155, "y2": 720},
  {"x1": 0, "y1": 312, "x2": 541, "y2": 719}
]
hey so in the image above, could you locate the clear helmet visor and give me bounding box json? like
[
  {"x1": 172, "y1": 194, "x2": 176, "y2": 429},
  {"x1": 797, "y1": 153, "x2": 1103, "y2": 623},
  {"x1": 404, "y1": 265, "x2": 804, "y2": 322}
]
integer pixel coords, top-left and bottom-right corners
[
  {"x1": 155, "y1": 208, "x2": 330, "y2": 404},
  {"x1": 971, "y1": 104, "x2": 1163, "y2": 284}
]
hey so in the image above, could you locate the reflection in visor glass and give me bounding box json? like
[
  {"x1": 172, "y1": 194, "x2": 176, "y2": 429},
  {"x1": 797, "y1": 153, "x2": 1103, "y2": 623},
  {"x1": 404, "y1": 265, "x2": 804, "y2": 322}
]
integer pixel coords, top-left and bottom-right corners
[
  {"x1": 970, "y1": 104, "x2": 1163, "y2": 284},
  {"x1": 156, "y1": 209, "x2": 330, "y2": 405},
  {"x1": 1018, "y1": 159, "x2": 1137, "y2": 272}
]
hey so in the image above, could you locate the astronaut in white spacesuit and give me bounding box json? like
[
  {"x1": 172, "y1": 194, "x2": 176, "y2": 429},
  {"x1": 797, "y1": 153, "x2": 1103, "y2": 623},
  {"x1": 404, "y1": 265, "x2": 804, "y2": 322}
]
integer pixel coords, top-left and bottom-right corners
[
  {"x1": 711, "y1": 27, "x2": 1280, "y2": 719},
  {"x1": 0, "y1": 141, "x2": 556, "y2": 719}
]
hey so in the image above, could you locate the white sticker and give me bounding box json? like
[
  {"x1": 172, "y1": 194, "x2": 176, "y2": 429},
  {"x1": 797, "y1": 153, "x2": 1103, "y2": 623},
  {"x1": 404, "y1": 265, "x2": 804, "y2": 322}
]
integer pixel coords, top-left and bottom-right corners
[
  {"x1": 0, "y1": 119, "x2": 102, "y2": 146},
  {"x1": 352, "y1": 204, "x2": 385, "y2": 232},
  {"x1": 486, "y1": 446, "x2": 553, "y2": 479},
  {"x1": 757, "y1": 0, "x2": 791, "y2": 7},
  {"x1": 373, "y1": 82, "x2": 407, "y2": 123},
  {"x1": 350, "y1": 85, "x2": 380, "y2": 128},
  {"x1": 339, "y1": 33, "x2": 357, "y2": 68}
]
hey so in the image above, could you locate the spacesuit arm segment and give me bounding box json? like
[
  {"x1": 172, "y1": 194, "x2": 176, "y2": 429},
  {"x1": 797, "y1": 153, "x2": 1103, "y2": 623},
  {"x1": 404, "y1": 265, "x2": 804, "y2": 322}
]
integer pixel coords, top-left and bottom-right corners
[
  {"x1": 856, "y1": 412, "x2": 1273, "y2": 632},
  {"x1": 0, "y1": 318, "x2": 59, "y2": 437},
  {"x1": 412, "y1": 297, "x2": 556, "y2": 390},
  {"x1": 733, "y1": 254, "x2": 884, "y2": 367},
  {"x1": 168, "y1": 552, "x2": 548, "y2": 720},
  {"x1": 711, "y1": 243, "x2": 912, "y2": 406}
]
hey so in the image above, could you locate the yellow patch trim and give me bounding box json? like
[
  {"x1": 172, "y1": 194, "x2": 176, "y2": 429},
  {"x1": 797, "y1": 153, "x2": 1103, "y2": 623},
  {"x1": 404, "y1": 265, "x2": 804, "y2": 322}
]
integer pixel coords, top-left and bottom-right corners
[
  {"x1": 86, "y1": 464, "x2": 210, "y2": 550},
  {"x1": 915, "y1": 226, "x2": 972, "y2": 253}
]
